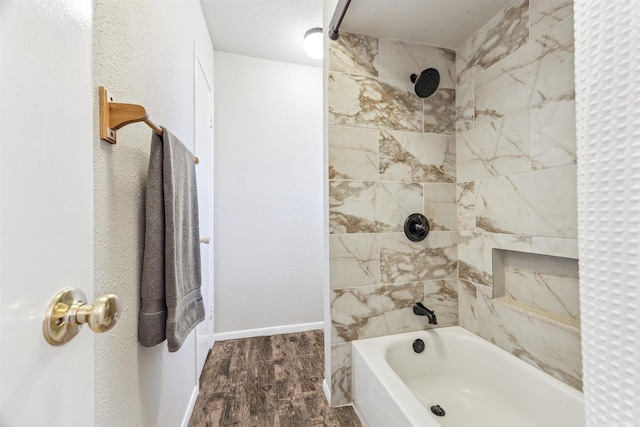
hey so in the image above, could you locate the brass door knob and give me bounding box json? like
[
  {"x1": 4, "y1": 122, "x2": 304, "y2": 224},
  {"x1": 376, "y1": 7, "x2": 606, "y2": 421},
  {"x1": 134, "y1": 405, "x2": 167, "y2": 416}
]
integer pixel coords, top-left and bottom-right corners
[
  {"x1": 43, "y1": 288, "x2": 122, "y2": 345},
  {"x1": 75, "y1": 293, "x2": 122, "y2": 333}
]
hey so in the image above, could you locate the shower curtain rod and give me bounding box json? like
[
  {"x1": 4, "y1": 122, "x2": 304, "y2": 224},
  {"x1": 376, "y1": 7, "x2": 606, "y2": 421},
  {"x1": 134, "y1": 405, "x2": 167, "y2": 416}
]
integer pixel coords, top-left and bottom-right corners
[
  {"x1": 328, "y1": 0, "x2": 351, "y2": 40},
  {"x1": 98, "y1": 86, "x2": 199, "y2": 164}
]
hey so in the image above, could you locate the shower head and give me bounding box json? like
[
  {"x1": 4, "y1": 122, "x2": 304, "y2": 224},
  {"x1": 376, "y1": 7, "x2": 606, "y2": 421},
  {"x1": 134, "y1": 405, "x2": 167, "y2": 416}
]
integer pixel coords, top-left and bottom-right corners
[{"x1": 410, "y1": 68, "x2": 440, "y2": 98}]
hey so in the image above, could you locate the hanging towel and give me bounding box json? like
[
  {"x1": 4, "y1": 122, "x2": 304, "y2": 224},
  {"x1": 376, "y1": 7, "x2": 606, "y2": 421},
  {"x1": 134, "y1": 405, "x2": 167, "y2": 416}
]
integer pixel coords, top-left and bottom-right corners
[{"x1": 139, "y1": 127, "x2": 205, "y2": 352}]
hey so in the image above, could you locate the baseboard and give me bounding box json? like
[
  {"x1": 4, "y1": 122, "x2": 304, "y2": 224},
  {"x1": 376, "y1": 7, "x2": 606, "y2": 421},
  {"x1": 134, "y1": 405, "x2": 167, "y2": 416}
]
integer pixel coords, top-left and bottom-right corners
[
  {"x1": 322, "y1": 378, "x2": 331, "y2": 405},
  {"x1": 180, "y1": 385, "x2": 199, "y2": 427},
  {"x1": 352, "y1": 403, "x2": 368, "y2": 427},
  {"x1": 214, "y1": 321, "x2": 324, "y2": 341}
]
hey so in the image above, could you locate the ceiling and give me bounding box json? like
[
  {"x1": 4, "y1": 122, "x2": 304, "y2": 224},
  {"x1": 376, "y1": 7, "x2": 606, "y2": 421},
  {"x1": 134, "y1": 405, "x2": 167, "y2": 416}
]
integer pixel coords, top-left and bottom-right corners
[{"x1": 200, "y1": 0, "x2": 514, "y2": 67}]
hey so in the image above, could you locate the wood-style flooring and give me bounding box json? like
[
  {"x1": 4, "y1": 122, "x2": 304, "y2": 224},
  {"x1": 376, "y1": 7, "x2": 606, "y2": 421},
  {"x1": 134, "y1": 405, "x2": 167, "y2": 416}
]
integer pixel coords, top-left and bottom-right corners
[{"x1": 188, "y1": 330, "x2": 362, "y2": 427}]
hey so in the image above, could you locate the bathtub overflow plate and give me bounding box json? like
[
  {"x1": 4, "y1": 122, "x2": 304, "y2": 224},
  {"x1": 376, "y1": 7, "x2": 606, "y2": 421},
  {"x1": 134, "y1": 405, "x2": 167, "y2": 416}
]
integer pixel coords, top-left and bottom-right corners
[{"x1": 431, "y1": 405, "x2": 446, "y2": 417}]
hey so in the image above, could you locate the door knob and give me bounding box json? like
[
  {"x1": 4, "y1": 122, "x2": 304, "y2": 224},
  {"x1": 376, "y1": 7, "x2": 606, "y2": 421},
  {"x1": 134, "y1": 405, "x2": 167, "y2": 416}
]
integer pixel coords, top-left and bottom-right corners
[{"x1": 43, "y1": 287, "x2": 122, "y2": 346}]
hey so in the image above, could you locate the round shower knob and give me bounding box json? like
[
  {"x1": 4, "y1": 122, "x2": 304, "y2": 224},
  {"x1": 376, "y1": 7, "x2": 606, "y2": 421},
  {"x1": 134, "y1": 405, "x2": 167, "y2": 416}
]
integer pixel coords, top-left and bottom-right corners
[
  {"x1": 43, "y1": 287, "x2": 122, "y2": 345},
  {"x1": 404, "y1": 213, "x2": 430, "y2": 242}
]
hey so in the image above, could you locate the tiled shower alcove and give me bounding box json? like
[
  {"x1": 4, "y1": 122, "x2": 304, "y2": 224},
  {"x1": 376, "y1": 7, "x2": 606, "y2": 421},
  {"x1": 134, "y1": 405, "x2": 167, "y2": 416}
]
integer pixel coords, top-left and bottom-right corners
[
  {"x1": 328, "y1": 0, "x2": 579, "y2": 405},
  {"x1": 493, "y1": 249, "x2": 579, "y2": 328}
]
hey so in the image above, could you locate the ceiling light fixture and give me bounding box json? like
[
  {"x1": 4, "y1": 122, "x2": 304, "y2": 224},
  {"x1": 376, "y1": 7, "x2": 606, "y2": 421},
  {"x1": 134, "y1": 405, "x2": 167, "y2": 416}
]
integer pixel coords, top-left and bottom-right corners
[{"x1": 303, "y1": 27, "x2": 323, "y2": 60}]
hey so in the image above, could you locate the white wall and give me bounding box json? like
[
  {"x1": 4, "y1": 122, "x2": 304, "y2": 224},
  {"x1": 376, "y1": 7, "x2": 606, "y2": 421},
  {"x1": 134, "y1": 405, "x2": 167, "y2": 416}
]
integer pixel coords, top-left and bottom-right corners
[
  {"x1": 93, "y1": 1, "x2": 213, "y2": 426},
  {"x1": 214, "y1": 52, "x2": 324, "y2": 334},
  {"x1": 575, "y1": 1, "x2": 640, "y2": 425}
]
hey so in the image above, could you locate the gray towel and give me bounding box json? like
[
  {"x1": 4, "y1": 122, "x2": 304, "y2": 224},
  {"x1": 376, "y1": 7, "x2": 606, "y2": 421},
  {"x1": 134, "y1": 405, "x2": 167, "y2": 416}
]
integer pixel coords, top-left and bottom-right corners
[{"x1": 139, "y1": 127, "x2": 205, "y2": 352}]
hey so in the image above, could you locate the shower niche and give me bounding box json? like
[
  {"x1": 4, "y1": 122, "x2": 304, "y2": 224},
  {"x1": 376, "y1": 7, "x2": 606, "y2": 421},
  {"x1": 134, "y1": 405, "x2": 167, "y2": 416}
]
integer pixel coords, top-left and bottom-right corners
[{"x1": 492, "y1": 249, "x2": 580, "y2": 329}]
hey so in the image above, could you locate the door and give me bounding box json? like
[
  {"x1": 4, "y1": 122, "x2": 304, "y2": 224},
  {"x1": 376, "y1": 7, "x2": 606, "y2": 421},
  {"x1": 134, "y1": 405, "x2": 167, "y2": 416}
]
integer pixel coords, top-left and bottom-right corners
[
  {"x1": 0, "y1": 0, "x2": 95, "y2": 425},
  {"x1": 194, "y1": 49, "x2": 214, "y2": 378}
]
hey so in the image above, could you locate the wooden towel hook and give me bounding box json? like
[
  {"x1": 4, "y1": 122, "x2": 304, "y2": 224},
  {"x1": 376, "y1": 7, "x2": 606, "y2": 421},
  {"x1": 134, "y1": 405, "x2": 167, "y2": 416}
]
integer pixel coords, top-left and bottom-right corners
[{"x1": 99, "y1": 87, "x2": 199, "y2": 164}]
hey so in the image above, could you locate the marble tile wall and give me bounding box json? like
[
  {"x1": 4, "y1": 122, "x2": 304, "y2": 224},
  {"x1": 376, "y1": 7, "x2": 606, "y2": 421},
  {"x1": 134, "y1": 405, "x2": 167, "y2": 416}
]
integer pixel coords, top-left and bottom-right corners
[
  {"x1": 328, "y1": 33, "x2": 457, "y2": 405},
  {"x1": 455, "y1": 0, "x2": 580, "y2": 389}
]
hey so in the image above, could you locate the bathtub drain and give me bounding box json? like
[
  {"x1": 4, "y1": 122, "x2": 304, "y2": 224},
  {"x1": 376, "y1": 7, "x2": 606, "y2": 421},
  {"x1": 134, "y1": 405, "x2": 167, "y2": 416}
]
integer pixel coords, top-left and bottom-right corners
[{"x1": 431, "y1": 405, "x2": 445, "y2": 417}]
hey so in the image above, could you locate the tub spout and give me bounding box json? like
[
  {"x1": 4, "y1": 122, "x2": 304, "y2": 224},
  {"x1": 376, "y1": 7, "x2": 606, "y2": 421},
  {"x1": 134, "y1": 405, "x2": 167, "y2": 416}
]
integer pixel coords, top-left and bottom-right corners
[{"x1": 413, "y1": 302, "x2": 437, "y2": 325}]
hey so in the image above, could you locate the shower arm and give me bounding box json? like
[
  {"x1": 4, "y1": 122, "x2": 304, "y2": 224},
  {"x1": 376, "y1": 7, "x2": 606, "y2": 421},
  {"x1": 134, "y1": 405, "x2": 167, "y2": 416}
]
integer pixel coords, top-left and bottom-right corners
[{"x1": 328, "y1": 0, "x2": 351, "y2": 41}]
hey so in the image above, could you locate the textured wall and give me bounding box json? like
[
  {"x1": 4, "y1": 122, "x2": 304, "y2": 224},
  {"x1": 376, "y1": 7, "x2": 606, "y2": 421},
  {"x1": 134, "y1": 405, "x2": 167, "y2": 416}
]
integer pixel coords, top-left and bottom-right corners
[
  {"x1": 93, "y1": 1, "x2": 214, "y2": 426},
  {"x1": 213, "y1": 51, "x2": 324, "y2": 334},
  {"x1": 575, "y1": 1, "x2": 640, "y2": 425},
  {"x1": 455, "y1": 0, "x2": 581, "y2": 389},
  {"x1": 327, "y1": 33, "x2": 458, "y2": 405}
]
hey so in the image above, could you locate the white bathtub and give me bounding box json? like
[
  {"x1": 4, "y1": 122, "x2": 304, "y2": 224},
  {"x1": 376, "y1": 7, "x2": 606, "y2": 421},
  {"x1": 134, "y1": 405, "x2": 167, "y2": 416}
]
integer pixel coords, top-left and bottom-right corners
[{"x1": 352, "y1": 326, "x2": 584, "y2": 427}]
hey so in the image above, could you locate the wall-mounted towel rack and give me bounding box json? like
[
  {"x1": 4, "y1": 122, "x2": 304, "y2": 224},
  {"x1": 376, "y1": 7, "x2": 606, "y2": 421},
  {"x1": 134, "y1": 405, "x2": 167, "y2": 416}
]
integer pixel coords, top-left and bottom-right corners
[{"x1": 99, "y1": 86, "x2": 199, "y2": 164}]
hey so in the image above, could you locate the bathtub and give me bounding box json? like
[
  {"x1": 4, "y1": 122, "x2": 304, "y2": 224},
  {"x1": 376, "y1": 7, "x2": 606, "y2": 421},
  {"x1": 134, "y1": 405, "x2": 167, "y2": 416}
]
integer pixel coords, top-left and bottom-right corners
[{"x1": 352, "y1": 326, "x2": 584, "y2": 427}]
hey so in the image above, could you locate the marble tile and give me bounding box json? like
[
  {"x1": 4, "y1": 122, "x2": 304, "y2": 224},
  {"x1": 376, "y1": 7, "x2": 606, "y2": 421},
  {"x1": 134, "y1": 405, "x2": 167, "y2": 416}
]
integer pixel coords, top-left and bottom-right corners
[
  {"x1": 458, "y1": 231, "x2": 533, "y2": 287},
  {"x1": 331, "y1": 343, "x2": 352, "y2": 406},
  {"x1": 476, "y1": 165, "x2": 577, "y2": 237},
  {"x1": 531, "y1": 16, "x2": 575, "y2": 106},
  {"x1": 375, "y1": 182, "x2": 424, "y2": 233},
  {"x1": 475, "y1": 17, "x2": 574, "y2": 125},
  {"x1": 329, "y1": 71, "x2": 423, "y2": 132},
  {"x1": 329, "y1": 180, "x2": 377, "y2": 234},
  {"x1": 456, "y1": 181, "x2": 476, "y2": 231},
  {"x1": 380, "y1": 232, "x2": 457, "y2": 284},
  {"x1": 329, "y1": 32, "x2": 379, "y2": 77},
  {"x1": 424, "y1": 279, "x2": 458, "y2": 327},
  {"x1": 474, "y1": 41, "x2": 535, "y2": 124},
  {"x1": 457, "y1": 0, "x2": 529, "y2": 84},
  {"x1": 379, "y1": 282, "x2": 427, "y2": 335},
  {"x1": 457, "y1": 110, "x2": 530, "y2": 182},
  {"x1": 331, "y1": 286, "x2": 386, "y2": 343},
  {"x1": 329, "y1": 181, "x2": 423, "y2": 234},
  {"x1": 456, "y1": 80, "x2": 474, "y2": 133},
  {"x1": 424, "y1": 88, "x2": 455, "y2": 134},
  {"x1": 423, "y1": 183, "x2": 456, "y2": 231},
  {"x1": 378, "y1": 39, "x2": 456, "y2": 89},
  {"x1": 330, "y1": 234, "x2": 379, "y2": 288},
  {"x1": 530, "y1": 99, "x2": 576, "y2": 170},
  {"x1": 458, "y1": 232, "x2": 491, "y2": 286},
  {"x1": 505, "y1": 267, "x2": 579, "y2": 320},
  {"x1": 329, "y1": 126, "x2": 379, "y2": 180},
  {"x1": 331, "y1": 283, "x2": 430, "y2": 343},
  {"x1": 379, "y1": 130, "x2": 456, "y2": 183},
  {"x1": 531, "y1": 236, "x2": 578, "y2": 259},
  {"x1": 458, "y1": 280, "x2": 478, "y2": 334},
  {"x1": 455, "y1": 37, "x2": 472, "y2": 85},
  {"x1": 477, "y1": 285, "x2": 582, "y2": 389},
  {"x1": 530, "y1": 0, "x2": 573, "y2": 40}
]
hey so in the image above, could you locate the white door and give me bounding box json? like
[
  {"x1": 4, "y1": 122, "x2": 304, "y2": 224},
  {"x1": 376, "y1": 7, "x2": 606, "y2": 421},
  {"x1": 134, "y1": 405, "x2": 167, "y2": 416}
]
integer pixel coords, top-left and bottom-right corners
[
  {"x1": 194, "y1": 50, "x2": 214, "y2": 378},
  {"x1": 0, "y1": 1, "x2": 95, "y2": 426}
]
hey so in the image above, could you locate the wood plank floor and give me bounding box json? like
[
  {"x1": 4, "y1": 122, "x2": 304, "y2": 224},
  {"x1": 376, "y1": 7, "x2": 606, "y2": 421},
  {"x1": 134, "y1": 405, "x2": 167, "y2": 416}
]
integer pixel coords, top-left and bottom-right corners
[{"x1": 188, "y1": 330, "x2": 362, "y2": 427}]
